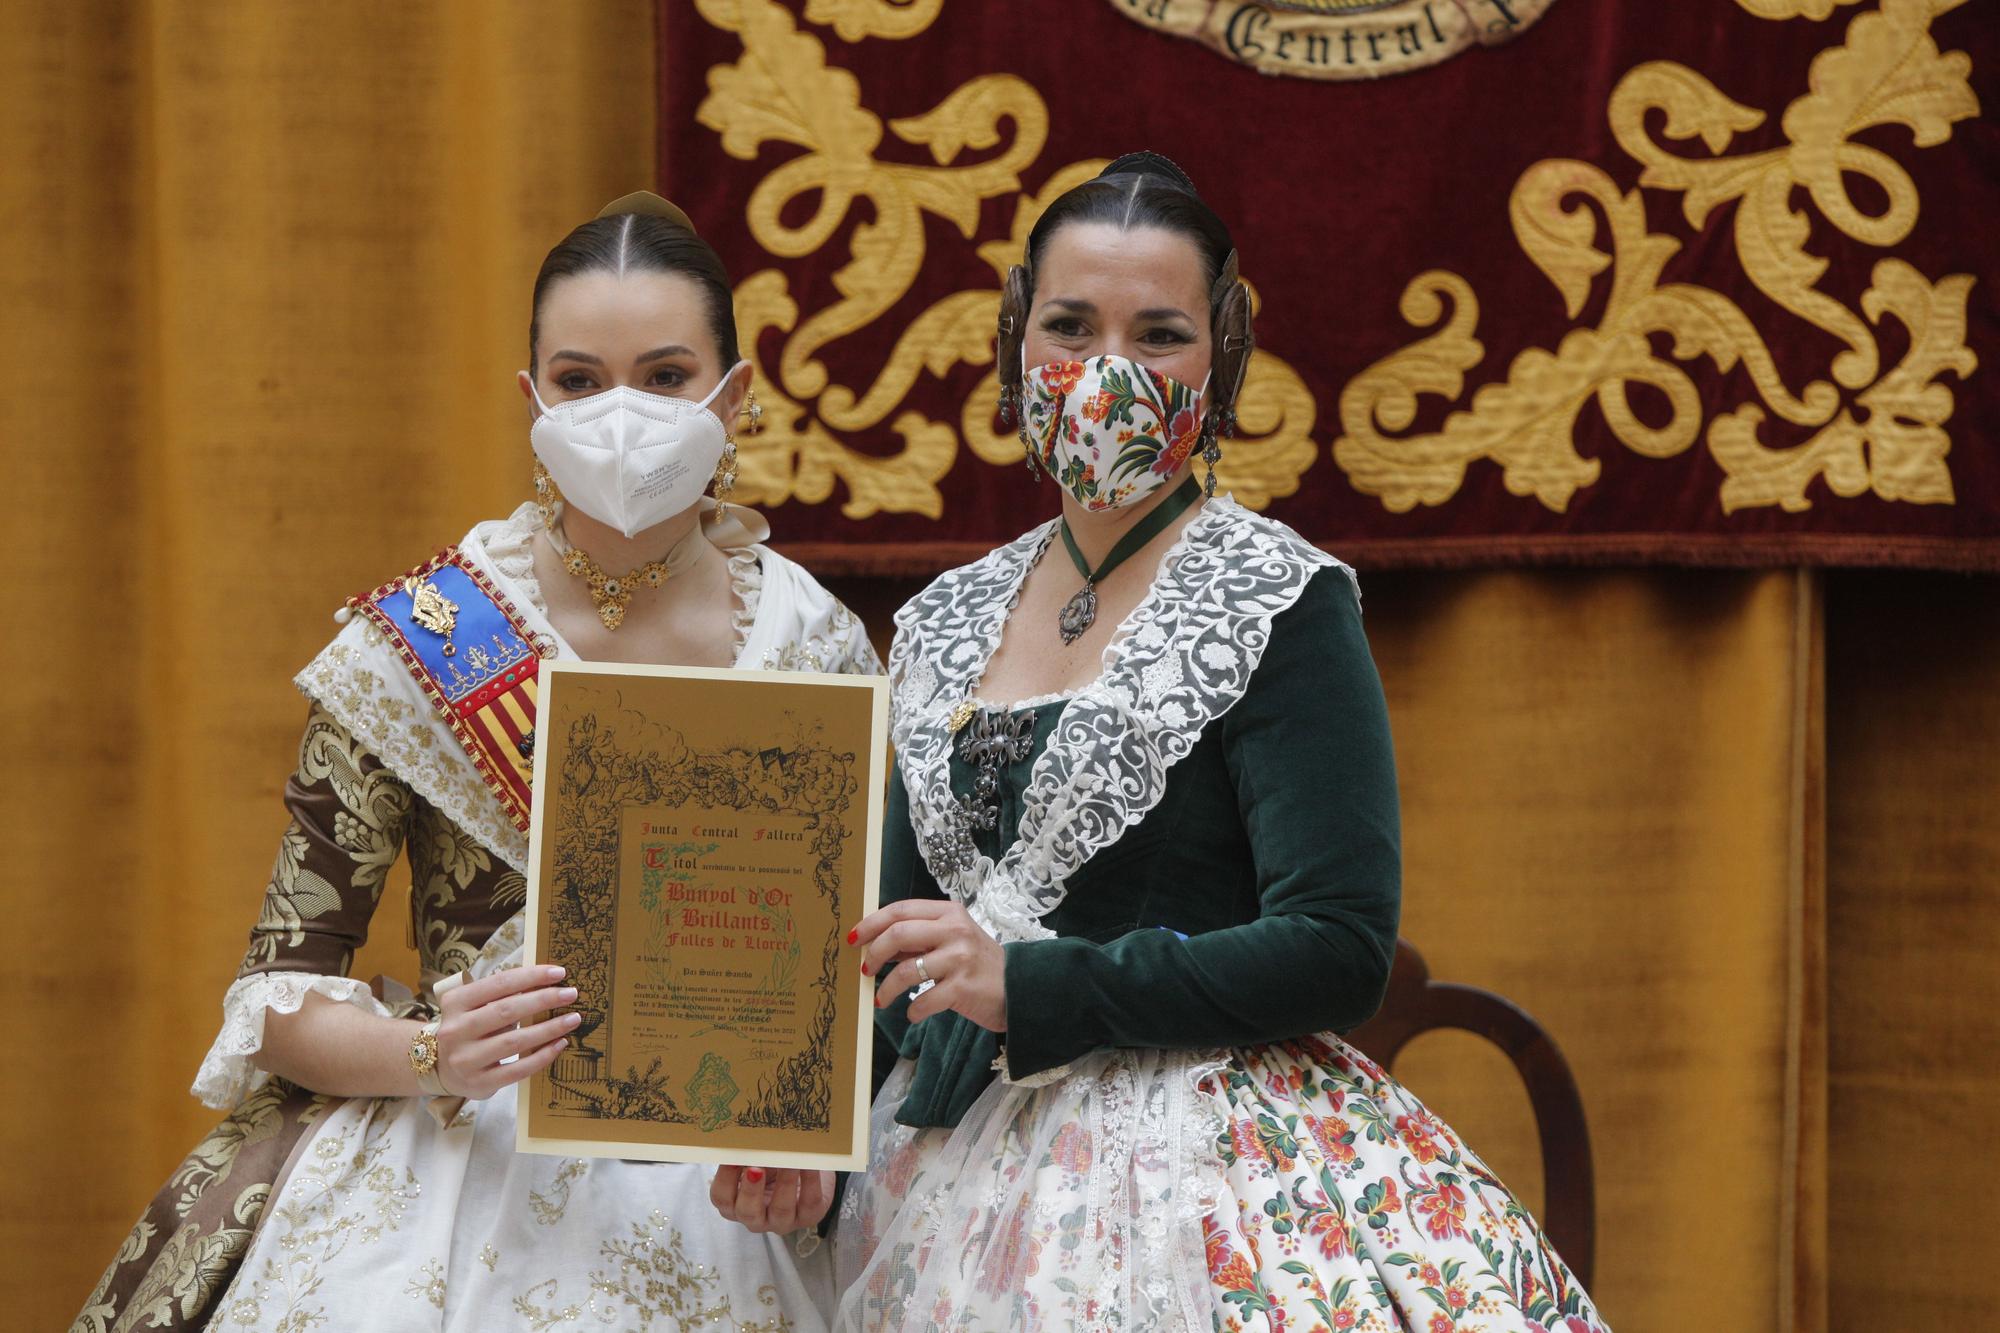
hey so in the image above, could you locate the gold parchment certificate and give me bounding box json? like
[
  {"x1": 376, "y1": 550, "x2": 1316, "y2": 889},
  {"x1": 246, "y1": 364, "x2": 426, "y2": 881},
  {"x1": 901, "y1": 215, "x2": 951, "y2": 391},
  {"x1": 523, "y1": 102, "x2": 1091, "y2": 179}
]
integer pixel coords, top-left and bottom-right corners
[{"x1": 519, "y1": 659, "x2": 888, "y2": 1170}]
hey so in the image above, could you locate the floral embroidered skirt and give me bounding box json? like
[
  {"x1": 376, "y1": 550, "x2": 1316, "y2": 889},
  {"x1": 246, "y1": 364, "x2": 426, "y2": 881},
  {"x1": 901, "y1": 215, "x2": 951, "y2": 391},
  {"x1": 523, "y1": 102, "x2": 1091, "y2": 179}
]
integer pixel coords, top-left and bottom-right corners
[{"x1": 835, "y1": 1036, "x2": 1610, "y2": 1332}]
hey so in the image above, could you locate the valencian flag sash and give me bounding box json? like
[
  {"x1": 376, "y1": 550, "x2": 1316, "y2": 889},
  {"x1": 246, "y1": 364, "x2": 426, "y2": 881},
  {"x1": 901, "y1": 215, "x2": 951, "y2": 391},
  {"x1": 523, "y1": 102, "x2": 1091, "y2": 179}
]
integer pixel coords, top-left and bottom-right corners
[{"x1": 346, "y1": 550, "x2": 547, "y2": 833}]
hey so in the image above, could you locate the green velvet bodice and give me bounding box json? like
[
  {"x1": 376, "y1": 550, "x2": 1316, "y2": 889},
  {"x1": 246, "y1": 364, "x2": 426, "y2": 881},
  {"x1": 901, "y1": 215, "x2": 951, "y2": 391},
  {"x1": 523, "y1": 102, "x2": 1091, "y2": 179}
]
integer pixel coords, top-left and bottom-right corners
[{"x1": 876, "y1": 568, "x2": 1402, "y2": 1129}]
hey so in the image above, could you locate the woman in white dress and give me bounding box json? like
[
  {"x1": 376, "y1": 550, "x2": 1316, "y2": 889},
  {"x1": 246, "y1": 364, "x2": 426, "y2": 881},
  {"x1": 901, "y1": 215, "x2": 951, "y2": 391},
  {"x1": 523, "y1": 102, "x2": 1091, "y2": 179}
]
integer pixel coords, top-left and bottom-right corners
[{"x1": 75, "y1": 193, "x2": 875, "y2": 1333}]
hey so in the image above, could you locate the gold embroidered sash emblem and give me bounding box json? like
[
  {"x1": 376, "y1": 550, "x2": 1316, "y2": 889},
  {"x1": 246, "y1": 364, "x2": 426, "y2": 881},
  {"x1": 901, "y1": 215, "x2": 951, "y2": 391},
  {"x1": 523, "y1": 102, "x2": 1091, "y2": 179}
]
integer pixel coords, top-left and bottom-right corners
[
  {"x1": 355, "y1": 552, "x2": 543, "y2": 834},
  {"x1": 405, "y1": 577, "x2": 461, "y2": 653}
]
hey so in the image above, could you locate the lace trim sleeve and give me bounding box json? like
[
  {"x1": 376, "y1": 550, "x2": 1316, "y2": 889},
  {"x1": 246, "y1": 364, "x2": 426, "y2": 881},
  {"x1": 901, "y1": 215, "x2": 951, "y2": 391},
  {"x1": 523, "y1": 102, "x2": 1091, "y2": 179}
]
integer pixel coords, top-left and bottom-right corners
[
  {"x1": 473, "y1": 501, "x2": 549, "y2": 617},
  {"x1": 190, "y1": 971, "x2": 391, "y2": 1109},
  {"x1": 993, "y1": 1046, "x2": 1074, "y2": 1089}
]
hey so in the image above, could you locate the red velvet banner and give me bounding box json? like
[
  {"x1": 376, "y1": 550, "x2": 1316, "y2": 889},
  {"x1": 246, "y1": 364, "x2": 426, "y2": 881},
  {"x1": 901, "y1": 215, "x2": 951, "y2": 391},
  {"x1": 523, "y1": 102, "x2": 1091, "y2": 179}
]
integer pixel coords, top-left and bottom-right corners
[{"x1": 658, "y1": 0, "x2": 1997, "y2": 572}]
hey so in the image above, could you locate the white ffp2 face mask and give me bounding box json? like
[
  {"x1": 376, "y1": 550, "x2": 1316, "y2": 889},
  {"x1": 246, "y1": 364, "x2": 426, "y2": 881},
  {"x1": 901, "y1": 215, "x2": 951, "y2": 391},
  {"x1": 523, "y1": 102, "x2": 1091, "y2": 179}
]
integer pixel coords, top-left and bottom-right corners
[{"x1": 528, "y1": 365, "x2": 744, "y2": 538}]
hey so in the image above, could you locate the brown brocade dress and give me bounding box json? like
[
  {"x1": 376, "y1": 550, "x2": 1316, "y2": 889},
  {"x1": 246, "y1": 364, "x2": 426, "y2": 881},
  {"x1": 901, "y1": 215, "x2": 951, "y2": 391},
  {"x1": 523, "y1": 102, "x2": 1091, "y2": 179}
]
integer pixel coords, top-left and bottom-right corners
[
  {"x1": 74, "y1": 502, "x2": 877, "y2": 1332},
  {"x1": 75, "y1": 704, "x2": 517, "y2": 1329}
]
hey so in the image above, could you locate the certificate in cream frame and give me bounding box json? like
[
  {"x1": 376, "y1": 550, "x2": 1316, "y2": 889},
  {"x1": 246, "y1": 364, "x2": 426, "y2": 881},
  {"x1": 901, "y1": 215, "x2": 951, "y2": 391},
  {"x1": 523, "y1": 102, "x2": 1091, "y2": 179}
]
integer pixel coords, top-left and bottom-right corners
[{"x1": 519, "y1": 658, "x2": 888, "y2": 1171}]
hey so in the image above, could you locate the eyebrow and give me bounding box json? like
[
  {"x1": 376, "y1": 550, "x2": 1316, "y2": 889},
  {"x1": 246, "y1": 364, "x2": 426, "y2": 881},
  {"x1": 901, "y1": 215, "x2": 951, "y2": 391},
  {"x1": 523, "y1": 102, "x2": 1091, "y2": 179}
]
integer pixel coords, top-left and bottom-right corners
[
  {"x1": 546, "y1": 345, "x2": 698, "y2": 367},
  {"x1": 1041, "y1": 298, "x2": 1195, "y2": 323}
]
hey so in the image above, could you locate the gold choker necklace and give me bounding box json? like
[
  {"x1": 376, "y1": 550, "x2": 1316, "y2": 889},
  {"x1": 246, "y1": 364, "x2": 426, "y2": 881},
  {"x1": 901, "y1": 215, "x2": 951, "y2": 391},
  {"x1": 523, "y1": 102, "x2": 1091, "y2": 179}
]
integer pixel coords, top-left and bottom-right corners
[{"x1": 543, "y1": 513, "x2": 707, "y2": 630}]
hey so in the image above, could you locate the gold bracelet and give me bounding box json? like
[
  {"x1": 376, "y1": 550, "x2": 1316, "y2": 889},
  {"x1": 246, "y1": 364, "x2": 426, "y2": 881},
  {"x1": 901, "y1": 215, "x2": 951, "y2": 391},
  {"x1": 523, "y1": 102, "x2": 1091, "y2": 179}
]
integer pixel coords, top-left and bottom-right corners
[{"x1": 409, "y1": 1019, "x2": 450, "y2": 1097}]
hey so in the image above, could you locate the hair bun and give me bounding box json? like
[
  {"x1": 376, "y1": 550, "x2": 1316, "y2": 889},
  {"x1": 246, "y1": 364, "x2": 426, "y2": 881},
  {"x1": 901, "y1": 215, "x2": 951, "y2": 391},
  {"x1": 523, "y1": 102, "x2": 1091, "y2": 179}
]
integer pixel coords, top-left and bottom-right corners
[
  {"x1": 1096, "y1": 151, "x2": 1199, "y2": 195},
  {"x1": 594, "y1": 191, "x2": 699, "y2": 236}
]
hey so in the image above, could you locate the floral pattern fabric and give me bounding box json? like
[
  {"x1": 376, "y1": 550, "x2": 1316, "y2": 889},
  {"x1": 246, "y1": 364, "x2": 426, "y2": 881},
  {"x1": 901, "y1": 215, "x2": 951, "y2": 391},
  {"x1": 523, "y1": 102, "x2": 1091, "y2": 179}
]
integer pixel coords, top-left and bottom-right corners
[
  {"x1": 837, "y1": 1037, "x2": 1609, "y2": 1333},
  {"x1": 1022, "y1": 355, "x2": 1204, "y2": 510},
  {"x1": 1204, "y1": 1035, "x2": 1607, "y2": 1333},
  {"x1": 836, "y1": 1053, "x2": 1223, "y2": 1330},
  {"x1": 72, "y1": 1078, "x2": 337, "y2": 1333}
]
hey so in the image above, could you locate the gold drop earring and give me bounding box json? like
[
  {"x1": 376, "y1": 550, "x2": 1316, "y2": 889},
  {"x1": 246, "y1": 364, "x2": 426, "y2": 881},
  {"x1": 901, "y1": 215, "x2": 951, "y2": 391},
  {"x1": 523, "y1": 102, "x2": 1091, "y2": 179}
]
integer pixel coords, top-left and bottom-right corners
[
  {"x1": 533, "y1": 460, "x2": 561, "y2": 529},
  {"x1": 713, "y1": 434, "x2": 738, "y2": 504},
  {"x1": 715, "y1": 384, "x2": 762, "y2": 505}
]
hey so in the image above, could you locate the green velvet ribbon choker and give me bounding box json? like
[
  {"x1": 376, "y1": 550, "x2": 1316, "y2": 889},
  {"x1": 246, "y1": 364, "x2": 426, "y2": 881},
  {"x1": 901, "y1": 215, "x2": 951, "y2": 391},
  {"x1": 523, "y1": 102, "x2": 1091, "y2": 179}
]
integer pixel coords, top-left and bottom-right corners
[{"x1": 1054, "y1": 474, "x2": 1203, "y2": 645}]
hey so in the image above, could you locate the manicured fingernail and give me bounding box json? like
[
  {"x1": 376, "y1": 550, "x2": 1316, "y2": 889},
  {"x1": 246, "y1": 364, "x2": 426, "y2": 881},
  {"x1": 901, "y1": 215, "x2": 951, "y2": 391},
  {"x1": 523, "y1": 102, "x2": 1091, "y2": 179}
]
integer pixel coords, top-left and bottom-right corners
[
  {"x1": 859, "y1": 961, "x2": 871, "y2": 976},
  {"x1": 562, "y1": 1012, "x2": 581, "y2": 1027},
  {"x1": 558, "y1": 987, "x2": 578, "y2": 1002},
  {"x1": 745, "y1": 1168, "x2": 764, "y2": 1183},
  {"x1": 546, "y1": 966, "x2": 566, "y2": 980},
  {"x1": 846, "y1": 928, "x2": 858, "y2": 945}
]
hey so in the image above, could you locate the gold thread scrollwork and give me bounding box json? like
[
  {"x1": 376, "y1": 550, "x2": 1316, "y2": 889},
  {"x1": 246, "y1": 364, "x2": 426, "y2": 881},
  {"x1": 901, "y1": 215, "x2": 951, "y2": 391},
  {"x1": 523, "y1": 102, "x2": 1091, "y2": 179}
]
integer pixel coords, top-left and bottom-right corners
[
  {"x1": 1711, "y1": 260, "x2": 1977, "y2": 510},
  {"x1": 802, "y1": 0, "x2": 945, "y2": 42},
  {"x1": 698, "y1": 0, "x2": 1320, "y2": 517},
  {"x1": 697, "y1": 0, "x2": 1042, "y2": 517},
  {"x1": 1333, "y1": 0, "x2": 1980, "y2": 514},
  {"x1": 1735, "y1": 0, "x2": 1864, "y2": 18}
]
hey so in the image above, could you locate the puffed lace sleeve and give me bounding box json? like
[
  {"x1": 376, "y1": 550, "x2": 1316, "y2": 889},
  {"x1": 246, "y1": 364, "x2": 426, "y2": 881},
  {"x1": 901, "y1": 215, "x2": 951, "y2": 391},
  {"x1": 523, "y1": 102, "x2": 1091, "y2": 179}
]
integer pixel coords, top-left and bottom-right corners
[{"x1": 191, "y1": 702, "x2": 416, "y2": 1108}]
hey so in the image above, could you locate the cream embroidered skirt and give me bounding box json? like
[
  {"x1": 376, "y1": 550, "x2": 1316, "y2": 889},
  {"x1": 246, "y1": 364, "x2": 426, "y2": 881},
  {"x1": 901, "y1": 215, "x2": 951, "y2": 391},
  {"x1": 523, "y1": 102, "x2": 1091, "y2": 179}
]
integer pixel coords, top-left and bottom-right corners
[
  {"x1": 205, "y1": 953, "x2": 834, "y2": 1331},
  {"x1": 836, "y1": 1036, "x2": 1610, "y2": 1332}
]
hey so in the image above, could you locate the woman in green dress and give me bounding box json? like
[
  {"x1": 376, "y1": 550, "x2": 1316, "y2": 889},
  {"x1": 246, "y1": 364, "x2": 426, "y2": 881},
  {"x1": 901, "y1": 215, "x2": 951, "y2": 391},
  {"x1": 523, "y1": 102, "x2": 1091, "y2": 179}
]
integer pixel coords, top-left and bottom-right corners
[{"x1": 814, "y1": 152, "x2": 1612, "y2": 1331}]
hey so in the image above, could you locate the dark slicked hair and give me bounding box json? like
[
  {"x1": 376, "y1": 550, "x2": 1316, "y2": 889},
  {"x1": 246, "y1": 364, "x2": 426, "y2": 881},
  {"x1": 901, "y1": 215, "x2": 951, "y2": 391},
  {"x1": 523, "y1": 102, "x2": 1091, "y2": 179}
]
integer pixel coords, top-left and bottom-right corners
[
  {"x1": 528, "y1": 212, "x2": 739, "y2": 373},
  {"x1": 1000, "y1": 151, "x2": 1254, "y2": 433},
  {"x1": 1024, "y1": 151, "x2": 1236, "y2": 295}
]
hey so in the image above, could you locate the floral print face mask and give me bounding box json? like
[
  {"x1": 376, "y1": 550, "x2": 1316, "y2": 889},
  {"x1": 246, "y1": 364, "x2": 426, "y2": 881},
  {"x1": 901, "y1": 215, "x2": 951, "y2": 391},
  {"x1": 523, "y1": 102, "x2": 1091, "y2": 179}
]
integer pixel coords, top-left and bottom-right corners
[{"x1": 1021, "y1": 353, "x2": 1210, "y2": 511}]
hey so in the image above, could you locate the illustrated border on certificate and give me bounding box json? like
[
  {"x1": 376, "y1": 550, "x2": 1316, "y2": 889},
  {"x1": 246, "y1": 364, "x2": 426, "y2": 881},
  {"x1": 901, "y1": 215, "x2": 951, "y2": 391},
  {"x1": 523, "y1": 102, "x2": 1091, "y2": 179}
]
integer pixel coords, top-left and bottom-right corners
[{"x1": 518, "y1": 659, "x2": 888, "y2": 1171}]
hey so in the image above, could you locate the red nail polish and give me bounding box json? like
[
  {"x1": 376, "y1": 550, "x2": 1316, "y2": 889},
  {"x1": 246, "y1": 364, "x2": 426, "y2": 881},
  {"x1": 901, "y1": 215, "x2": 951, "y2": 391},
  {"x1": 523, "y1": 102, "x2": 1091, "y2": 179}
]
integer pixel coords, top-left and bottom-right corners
[
  {"x1": 745, "y1": 1167, "x2": 764, "y2": 1183},
  {"x1": 846, "y1": 928, "x2": 858, "y2": 945},
  {"x1": 859, "y1": 961, "x2": 871, "y2": 976}
]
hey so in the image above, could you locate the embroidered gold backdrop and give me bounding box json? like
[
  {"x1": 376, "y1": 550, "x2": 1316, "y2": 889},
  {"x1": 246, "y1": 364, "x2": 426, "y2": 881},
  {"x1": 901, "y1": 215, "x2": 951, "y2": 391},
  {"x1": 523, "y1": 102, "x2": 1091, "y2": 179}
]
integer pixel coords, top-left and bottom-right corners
[
  {"x1": 4, "y1": 3, "x2": 1998, "y2": 1331},
  {"x1": 659, "y1": 0, "x2": 1996, "y2": 571}
]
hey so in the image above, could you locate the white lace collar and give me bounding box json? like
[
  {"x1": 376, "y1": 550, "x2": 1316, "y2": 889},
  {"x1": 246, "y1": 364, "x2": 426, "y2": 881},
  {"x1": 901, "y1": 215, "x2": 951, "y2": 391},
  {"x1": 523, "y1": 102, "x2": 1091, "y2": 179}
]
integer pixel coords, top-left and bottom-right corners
[{"x1": 888, "y1": 497, "x2": 1351, "y2": 943}]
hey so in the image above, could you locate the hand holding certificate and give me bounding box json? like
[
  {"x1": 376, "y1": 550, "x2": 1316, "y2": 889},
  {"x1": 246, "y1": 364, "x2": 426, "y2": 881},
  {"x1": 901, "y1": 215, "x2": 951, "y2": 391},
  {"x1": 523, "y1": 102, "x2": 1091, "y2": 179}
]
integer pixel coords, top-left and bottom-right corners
[{"x1": 520, "y1": 660, "x2": 888, "y2": 1170}]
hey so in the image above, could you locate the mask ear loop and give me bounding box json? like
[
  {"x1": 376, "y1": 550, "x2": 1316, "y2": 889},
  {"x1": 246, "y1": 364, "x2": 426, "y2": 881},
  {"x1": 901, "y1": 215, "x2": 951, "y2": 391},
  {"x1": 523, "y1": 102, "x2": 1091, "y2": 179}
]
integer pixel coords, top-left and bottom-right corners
[
  {"x1": 697, "y1": 360, "x2": 752, "y2": 414},
  {"x1": 523, "y1": 373, "x2": 564, "y2": 529}
]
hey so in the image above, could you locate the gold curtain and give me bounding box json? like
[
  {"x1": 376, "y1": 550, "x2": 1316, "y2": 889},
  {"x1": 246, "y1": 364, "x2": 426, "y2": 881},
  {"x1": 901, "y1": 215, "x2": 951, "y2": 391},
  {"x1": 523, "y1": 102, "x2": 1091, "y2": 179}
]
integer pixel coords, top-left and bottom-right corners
[
  {"x1": 1823, "y1": 573, "x2": 2000, "y2": 1323},
  {"x1": 5, "y1": 4, "x2": 1996, "y2": 1330},
  {"x1": 1365, "y1": 568, "x2": 1826, "y2": 1325},
  {"x1": 1, "y1": 0, "x2": 657, "y2": 1323}
]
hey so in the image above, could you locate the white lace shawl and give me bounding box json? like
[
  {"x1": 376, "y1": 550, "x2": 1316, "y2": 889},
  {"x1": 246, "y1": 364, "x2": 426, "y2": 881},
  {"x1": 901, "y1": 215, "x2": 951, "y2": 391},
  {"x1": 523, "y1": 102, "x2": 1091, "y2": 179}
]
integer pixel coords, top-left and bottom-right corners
[
  {"x1": 888, "y1": 496, "x2": 1352, "y2": 947},
  {"x1": 194, "y1": 504, "x2": 877, "y2": 1108}
]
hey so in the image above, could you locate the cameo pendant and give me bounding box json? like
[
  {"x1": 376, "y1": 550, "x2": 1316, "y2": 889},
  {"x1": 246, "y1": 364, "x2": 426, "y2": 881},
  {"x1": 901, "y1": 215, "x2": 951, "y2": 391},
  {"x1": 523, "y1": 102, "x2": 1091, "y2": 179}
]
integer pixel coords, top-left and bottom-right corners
[{"x1": 1058, "y1": 581, "x2": 1097, "y2": 645}]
